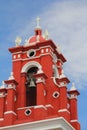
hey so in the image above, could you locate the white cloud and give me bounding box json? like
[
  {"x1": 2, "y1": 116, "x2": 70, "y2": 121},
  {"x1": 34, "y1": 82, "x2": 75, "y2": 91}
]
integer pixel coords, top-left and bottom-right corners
[{"x1": 38, "y1": 0, "x2": 87, "y2": 89}]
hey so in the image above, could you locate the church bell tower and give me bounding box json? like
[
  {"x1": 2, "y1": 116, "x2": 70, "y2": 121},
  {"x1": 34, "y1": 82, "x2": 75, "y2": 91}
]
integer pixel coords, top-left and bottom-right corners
[{"x1": 0, "y1": 18, "x2": 80, "y2": 130}]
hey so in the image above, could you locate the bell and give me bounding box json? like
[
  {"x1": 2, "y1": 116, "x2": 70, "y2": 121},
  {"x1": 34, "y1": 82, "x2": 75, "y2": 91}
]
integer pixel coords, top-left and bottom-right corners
[{"x1": 29, "y1": 78, "x2": 36, "y2": 87}]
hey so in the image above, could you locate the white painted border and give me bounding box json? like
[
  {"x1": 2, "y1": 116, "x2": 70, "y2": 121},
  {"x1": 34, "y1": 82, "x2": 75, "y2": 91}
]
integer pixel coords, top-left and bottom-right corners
[
  {"x1": 4, "y1": 111, "x2": 17, "y2": 116},
  {"x1": 34, "y1": 105, "x2": 47, "y2": 110},
  {"x1": 0, "y1": 118, "x2": 4, "y2": 121},
  {"x1": 70, "y1": 119, "x2": 78, "y2": 122},
  {"x1": 12, "y1": 45, "x2": 54, "y2": 55},
  {"x1": 12, "y1": 52, "x2": 53, "y2": 62},
  {"x1": 17, "y1": 104, "x2": 52, "y2": 110},
  {"x1": 0, "y1": 117, "x2": 75, "y2": 130},
  {"x1": 58, "y1": 109, "x2": 70, "y2": 114},
  {"x1": 21, "y1": 61, "x2": 42, "y2": 73}
]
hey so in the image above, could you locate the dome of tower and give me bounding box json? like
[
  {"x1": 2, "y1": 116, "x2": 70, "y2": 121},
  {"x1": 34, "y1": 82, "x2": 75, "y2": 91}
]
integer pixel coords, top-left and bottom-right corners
[
  {"x1": 28, "y1": 35, "x2": 45, "y2": 44},
  {"x1": 24, "y1": 17, "x2": 49, "y2": 46}
]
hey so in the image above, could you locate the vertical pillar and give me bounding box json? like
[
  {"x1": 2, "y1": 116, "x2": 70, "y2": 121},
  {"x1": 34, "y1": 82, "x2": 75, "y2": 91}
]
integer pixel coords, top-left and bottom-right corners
[
  {"x1": 0, "y1": 90, "x2": 6, "y2": 119},
  {"x1": 58, "y1": 74, "x2": 70, "y2": 121},
  {"x1": 4, "y1": 78, "x2": 18, "y2": 125},
  {"x1": 6, "y1": 86, "x2": 15, "y2": 112},
  {"x1": 70, "y1": 98, "x2": 78, "y2": 120},
  {"x1": 59, "y1": 85, "x2": 67, "y2": 110},
  {"x1": 20, "y1": 72, "x2": 26, "y2": 107},
  {"x1": 68, "y1": 83, "x2": 80, "y2": 130},
  {"x1": 0, "y1": 82, "x2": 7, "y2": 120},
  {"x1": 37, "y1": 82, "x2": 45, "y2": 105},
  {"x1": 34, "y1": 73, "x2": 47, "y2": 120},
  {"x1": 34, "y1": 73, "x2": 47, "y2": 105}
]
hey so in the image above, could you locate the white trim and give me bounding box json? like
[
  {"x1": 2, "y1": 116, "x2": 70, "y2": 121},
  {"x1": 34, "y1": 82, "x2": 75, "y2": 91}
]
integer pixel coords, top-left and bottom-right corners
[
  {"x1": 7, "y1": 85, "x2": 16, "y2": 91},
  {"x1": 69, "y1": 95, "x2": 77, "y2": 99},
  {"x1": 12, "y1": 51, "x2": 22, "y2": 55},
  {"x1": 59, "y1": 83, "x2": 67, "y2": 87},
  {"x1": 36, "y1": 77, "x2": 45, "y2": 84},
  {"x1": 12, "y1": 52, "x2": 53, "y2": 62},
  {"x1": 0, "y1": 94, "x2": 5, "y2": 98},
  {"x1": 12, "y1": 45, "x2": 53, "y2": 55},
  {"x1": 51, "y1": 77, "x2": 59, "y2": 87},
  {"x1": 52, "y1": 64, "x2": 59, "y2": 78},
  {"x1": 45, "y1": 104, "x2": 54, "y2": 108},
  {"x1": 21, "y1": 61, "x2": 42, "y2": 73},
  {"x1": 0, "y1": 118, "x2": 4, "y2": 121},
  {"x1": 70, "y1": 119, "x2": 78, "y2": 122},
  {"x1": 39, "y1": 45, "x2": 54, "y2": 52},
  {"x1": 34, "y1": 105, "x2": 47, "y2": 110},
  {"x1": 18, "y1": 54, "x2": 21, "y2": 58},
  {"x1": 12, "y1": 58, "x2": 22, "y2": 62},
  {"x1": 17, "y1": 105, "x2": 53, "y2": 110},
  {"x1": 4, "y1": 111, "x2": 17, "y2": 116},
  {"x1": 0, "y1": 117, "x2": 75, "y2": 130},
  {"x1": 17, "y1": 106, "x2": 35, "y2": 110},
  {"x1": 58, "y1": 109, "x2": 70, "y2": 114}
]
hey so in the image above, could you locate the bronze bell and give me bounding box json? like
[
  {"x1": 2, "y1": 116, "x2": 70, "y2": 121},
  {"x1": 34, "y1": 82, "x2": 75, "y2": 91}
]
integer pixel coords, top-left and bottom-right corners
[{"x1": 29, "y1": 78, "x2": 36, "y2": 87}]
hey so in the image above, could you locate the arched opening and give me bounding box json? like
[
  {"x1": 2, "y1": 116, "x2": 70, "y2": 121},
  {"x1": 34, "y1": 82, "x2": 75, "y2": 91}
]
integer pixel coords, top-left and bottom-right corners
[{"x1": 25, "y1": 67, "x2": 38, "y2": 106}]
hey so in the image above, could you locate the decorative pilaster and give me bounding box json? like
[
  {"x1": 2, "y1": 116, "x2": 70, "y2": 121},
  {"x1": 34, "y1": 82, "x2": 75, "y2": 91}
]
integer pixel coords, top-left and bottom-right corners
[
  {"x1": 57, "y1": 70, "x2": 70, "y2": 121},
  {"x1": 4, "y1": 72, "x2": 18, "y2": 125},
  {"x1": 20, "y1": 72, "x2": 26, "y2": 107},
  {"x1": 34, "y1": 72, "x2": 47, "y2": 105},
  {"x1": 68, "y1": 83, "x2": 80, "y2": 130},
  {"x1": 0, "y1": 81, "x2": 7, "y2": 119}
]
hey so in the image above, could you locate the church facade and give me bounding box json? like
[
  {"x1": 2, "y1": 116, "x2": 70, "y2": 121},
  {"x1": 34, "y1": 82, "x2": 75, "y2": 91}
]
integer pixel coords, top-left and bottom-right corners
[{"x1": 0, "y1": 18, "x2": 80, "y2": 130}]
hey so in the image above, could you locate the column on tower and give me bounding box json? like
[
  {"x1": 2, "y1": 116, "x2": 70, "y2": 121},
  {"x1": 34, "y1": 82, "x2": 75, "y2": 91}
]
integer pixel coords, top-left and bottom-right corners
[
  {"x1": 33, "y1": 72, "x2": 47, "y2": 120},
  {"x1": 20, "y1": 72, "x2": 26, "y2": 107},
  {"x1": 58, "y1": 70, "x2": 70, "y2": 122},
  {"x1": 0, "y1": 82, "x2": 7, "y2": 120},
  {"x1": 68, "y1": 83, "x2": 80, "y2": 130},
  {"x1": 34, "y1": 72, "x2": 47, "y2": 105},
  {"x1": 4, "y1": 72, "x2": 18, "y2": 125}
]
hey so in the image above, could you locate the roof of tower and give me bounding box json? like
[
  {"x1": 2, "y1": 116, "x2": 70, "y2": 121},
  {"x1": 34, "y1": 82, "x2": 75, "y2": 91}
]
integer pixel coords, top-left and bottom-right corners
[{"x1": 25, "y1": 17, "x2": 46, "y2": 46}]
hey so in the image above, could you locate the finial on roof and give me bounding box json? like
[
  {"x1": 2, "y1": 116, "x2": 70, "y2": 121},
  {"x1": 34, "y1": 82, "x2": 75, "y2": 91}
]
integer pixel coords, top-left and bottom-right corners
[
  {"x1": 70, "y1": 82, "x2": 76, "y2": 91},
  {"x1": 1, "y1": 81, "x2": 6, "y2": 88},
  {"x1": 44, "y1": 30, "x2": 49, "y2": 40},
  {"x1": 8, "y1": 72, "x2": 15, "y2": 80},
  {"x1": 36, "y1": 17, "x2": 41, "y2": 29},
  {"x1": 57, "y1": 45, "x2": 61, "y2": 54},
  {"x1": 60, "y1": 70, "x2": 66, "y2": 79},
  {"x1": 15, "y1": 36, "x2": 22, "y2": 47},
  {"x1": 24, "y1": 39, "x2": 29, "y2": 46}
]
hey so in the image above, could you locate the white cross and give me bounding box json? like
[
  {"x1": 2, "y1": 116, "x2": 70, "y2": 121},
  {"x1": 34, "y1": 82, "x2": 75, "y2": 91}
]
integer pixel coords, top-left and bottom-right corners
[{"x1": 36, "y1": 17, "x2": 40, "y2": 28}]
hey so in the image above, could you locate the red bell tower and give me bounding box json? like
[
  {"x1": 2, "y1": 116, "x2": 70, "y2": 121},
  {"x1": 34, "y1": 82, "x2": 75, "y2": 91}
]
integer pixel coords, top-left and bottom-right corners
[{"x1": 0, "y1": 18, "x2": 80, "y2": 130}]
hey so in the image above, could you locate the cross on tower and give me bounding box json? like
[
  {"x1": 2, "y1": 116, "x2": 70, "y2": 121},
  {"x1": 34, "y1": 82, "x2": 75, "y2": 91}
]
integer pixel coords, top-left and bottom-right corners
[{"x1": 36, "y1": 17, "x2": 41, "y2": 28}]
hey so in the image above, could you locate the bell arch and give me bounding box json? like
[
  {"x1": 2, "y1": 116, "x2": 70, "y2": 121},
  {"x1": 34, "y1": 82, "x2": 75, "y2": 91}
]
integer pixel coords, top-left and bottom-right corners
[
  {"x1": 21, "y1": 61, "x2": 42, "y2": 107},
  {"x1": 21, "y1": 61, "x2": 42, "y2": 73}
]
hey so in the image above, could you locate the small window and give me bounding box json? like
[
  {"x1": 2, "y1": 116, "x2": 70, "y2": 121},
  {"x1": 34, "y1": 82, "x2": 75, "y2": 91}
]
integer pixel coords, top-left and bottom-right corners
[
  {"x1": 53, "y1": 91, "x2": 59, "y2": 98},
  {"x1": 27, "y1": 49, "x2": 36, "y2": 58},
  {"x1": 25, "y1": 109, "x2": 31, "y2": 116}
]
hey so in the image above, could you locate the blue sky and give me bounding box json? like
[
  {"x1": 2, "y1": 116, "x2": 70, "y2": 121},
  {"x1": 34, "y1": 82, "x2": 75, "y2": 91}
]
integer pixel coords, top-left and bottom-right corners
[{"x1": 0, "y1": 0, "x2": 87, "y2": 129}]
